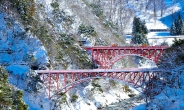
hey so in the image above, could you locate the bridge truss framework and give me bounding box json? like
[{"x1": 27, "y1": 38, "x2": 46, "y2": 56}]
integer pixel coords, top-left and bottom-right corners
[
  {"x1": 83, "y1": 46, "x2": 168, "y2": 69},
  {"x1": 37, "y1": 46, "x2": 168, "y2": 98},
  {"x1": 37, "y1": 68, "x2": 165, "y2": 99}
]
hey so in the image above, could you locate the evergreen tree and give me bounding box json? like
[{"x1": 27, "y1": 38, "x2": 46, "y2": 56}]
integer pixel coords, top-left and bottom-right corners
[
  {"x1": 170, "y1": 20, "x2": 177, "y2": 35},
  {"x1": 132, "y1": 17, "x2": 142, "y2": 35},
  {"x1": 131, "y1": 33, "x2": 148, "y2": 44},
  {"x1": 172, "y1": 38, "x2": 184, "y2": 47},
  {"x1": 170, "y1": 14, "x2": 184, "y2": 35},
  {"x1": 0, "y1": 68, "x2": 13, "y2": 109},
  {"x1": 0, "y1": 67, "x2": 28, "y2": 110},
  {"x1": 142, "y1": 21, "x2": 148, "y2": 34},
  {"x1": 176, "y1": 14, "x2": 184, "y2": 35},
  {"x1": 131, "y1": 17, "x2": 149, "y2": 45}
]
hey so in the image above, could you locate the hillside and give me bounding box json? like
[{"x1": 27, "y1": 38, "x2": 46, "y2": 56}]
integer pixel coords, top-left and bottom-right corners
[{"x1": 0, "y1": 0, "x2": 184, "y2": 110}]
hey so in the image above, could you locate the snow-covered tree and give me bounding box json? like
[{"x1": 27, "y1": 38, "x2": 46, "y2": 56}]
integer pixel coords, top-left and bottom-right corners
[
  {"x1": 170, "y1": 20, "x2": 177, "y2": 35},
  {"x1": 147, "y1": 44, "x2": 184, "y2": 107},
  {"x1": 10, "y1": 0, "x2": 35, "y2": 25},
  {"x1": 0, "y1": 67, "x2": 28, "y2": 110},
  {"x1": 132, "y1": 17, "x2": 142, "y2": 35},
  {"x1": 142, "y1": 20, "x2": 148, "y2": 35},
  {"x1": 145, "y1": 0, "x2": 166, "y2": 18},
  {"x1": 176, "y1": 14, "x2": 184, "y2": 35},
  {"x1": 158, "y1": 43, "x2": 184, "y2": 70},
  {"x1": 131, "y1": 17, "x2": 149, "y2": 44},
  {"x1": 131, "y1": 33, "x2": 148, "y2": 44},
  {"x1": 170, "y1": 14, "x2": 184, "y2": 35},
  {"x1": 172, "y1": 38, "x2": 184, "y2": 47}
]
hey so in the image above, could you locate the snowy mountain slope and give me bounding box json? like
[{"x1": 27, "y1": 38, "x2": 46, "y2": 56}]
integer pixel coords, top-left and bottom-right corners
[
  {"x1": 0, "y1": 11, "x2": 51, "y2": 109},
  {"x1": 1, "y1": 0, "x2": 184, "y2": 110},
  {"x1": 0, "y1": 0, "x2": 131, "y2": 110},
  {"x1": 65, "y1": 0, "x2": 125, "y2": 45},
  {"x1": 97, "y1": 0, "x2": 184, "y2": 33},
  {"x1": 0, "y1": 12, "x2": 48, "y2": 74},
  {"x1": 133, "y1": 66, "x2": 184, "y2": 110}
]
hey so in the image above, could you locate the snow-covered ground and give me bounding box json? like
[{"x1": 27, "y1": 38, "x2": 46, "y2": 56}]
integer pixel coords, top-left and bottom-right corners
[
  {"x1": 1, "y1": 0, "x2": 184, "y2": 110},
  {"x1": 0, "y1": 2, "x2": 138, "y2": 110},
  {"x1": 147, "y1": 32, "x2": 184, "y2": 46},
  {"x1": 0, "y1": 12, "x2": 51, "y2": 110},
  {"x1": 125, "y1": 0, "x2": 184, "y2": 46},
  {"x1": 108, "y1": 1, "x2": 184, "y2": 110},
  {"x1": 0, "y1": 13, "x2": 48, "y2": 73},
  {"x1": 133, "y1": 66, "x2": 184, "y2": 110},
  {"x1": 72, "y1": 79, "x2": 140, "y2": 110},
  {"x1": 126, "y1": 31, "x2": 184, "y2": 46}
]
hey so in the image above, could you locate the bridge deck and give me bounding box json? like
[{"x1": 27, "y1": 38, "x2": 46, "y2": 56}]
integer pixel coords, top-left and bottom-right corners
[
  {"x1": 37, "y1": 68, "x2": 164, "y2": 74},
  {"x1": 82, "y1": 46, "x2": 168, "y2": 50}
]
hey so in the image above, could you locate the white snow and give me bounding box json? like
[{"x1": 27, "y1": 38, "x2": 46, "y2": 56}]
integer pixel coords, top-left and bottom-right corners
[
  {"x1": 127, "y1": 32, "x2": 184, "y2": 46},
  {"x1": 0, "y1": 11, "x2": 50, "y2": 110},
  {"x1": 6, "y1": 65, "x2": 29, "y2": 75},
  {"x1": 137, "y1": 66, "x2": 184, "y2": 110},
  {"x1": 146, "y1": 21, "x2": 168, "y2": 30},
  {"x1": 1, "y1": 0, "x2": 184, "y2": 110},
  {"x1": 126, "y1": 31, "x2": 184, "y2": 46}
]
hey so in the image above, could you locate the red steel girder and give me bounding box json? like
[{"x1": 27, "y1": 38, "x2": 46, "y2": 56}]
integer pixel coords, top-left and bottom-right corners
[
  {"x1": 83, "y1": 46, "x2": 167, "y2": 69},
  {"x1": 37, "y1": 68, "x2": 165, "y2": 99}
]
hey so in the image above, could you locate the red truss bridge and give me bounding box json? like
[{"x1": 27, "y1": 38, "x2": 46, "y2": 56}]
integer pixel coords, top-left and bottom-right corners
[
  {"x1": 83, "y1": 46, "x2": 168, "y2": 69},
  {"x1": 37, "y1": 68, "x2": 166, "y2": 99}
]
